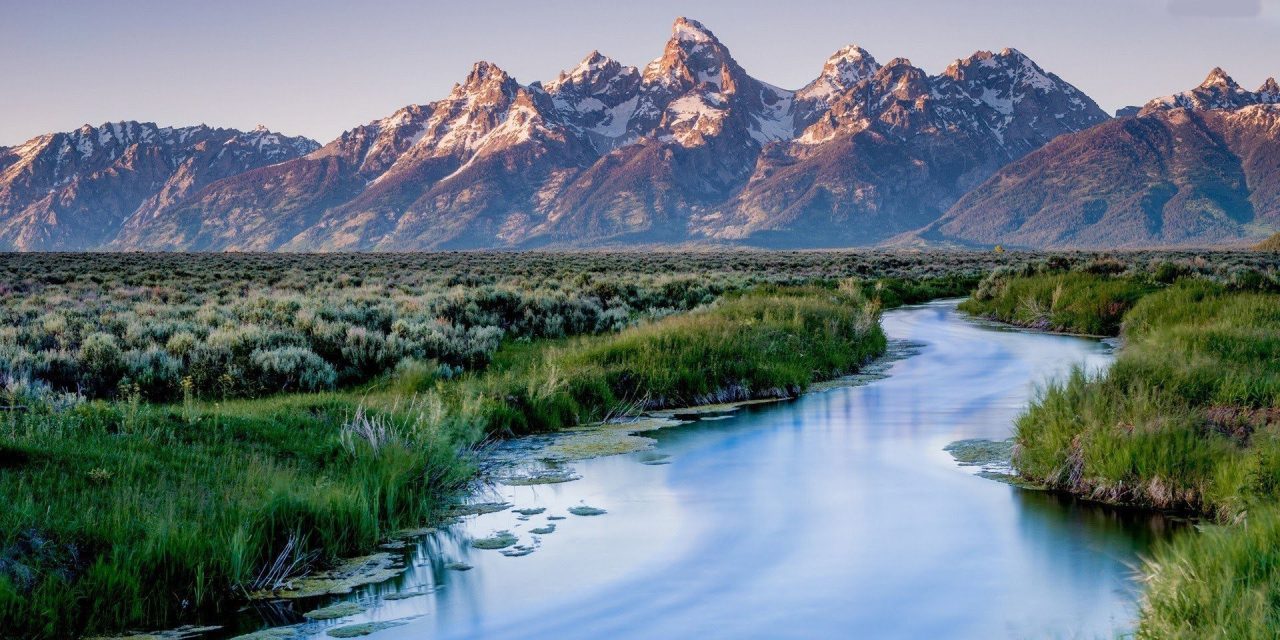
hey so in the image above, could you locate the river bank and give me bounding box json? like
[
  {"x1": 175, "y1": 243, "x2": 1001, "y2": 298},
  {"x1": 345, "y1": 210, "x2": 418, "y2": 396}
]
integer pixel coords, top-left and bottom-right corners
[
  {"x1": 198, "y1": 300, "x2": 1180, "y2": 640},
  {"x1": 962, "y1": 266, "x2": 1280, "y2": 638},
  {"x1": 4, "y1": 285, "x2": 889, "y2": 639}
]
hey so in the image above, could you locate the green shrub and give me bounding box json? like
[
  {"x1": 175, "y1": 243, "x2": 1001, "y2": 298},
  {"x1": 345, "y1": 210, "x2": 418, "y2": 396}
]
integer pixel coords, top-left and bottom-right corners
[
  {"x1": 251, "y1": 347, "x2": 337, "y2": 393},
  {"x1": 78, "y1": 333, "x2": 124, "y2": 395},
  {"x1": 123, "y1": 347, "x2": 183, "y2": 400}
]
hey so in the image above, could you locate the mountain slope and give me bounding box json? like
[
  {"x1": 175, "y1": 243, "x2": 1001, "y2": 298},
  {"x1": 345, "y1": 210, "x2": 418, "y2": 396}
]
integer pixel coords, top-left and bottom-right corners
[
  {"x1": 0, "y1": 123, "x2": 317, "y2": 250},
  {"x1": 696, "y1": 50, "x2": 1108, "y2": 247},
  {"x1": 919, "y1": 69, "x2": 1280, "y2": 248},
  {"x1": 110, "y1": 17, "x2": 1108, "y2": 251},
  {"x1": 10, "y1": 17, "x2": 1115, "y2": 251}
]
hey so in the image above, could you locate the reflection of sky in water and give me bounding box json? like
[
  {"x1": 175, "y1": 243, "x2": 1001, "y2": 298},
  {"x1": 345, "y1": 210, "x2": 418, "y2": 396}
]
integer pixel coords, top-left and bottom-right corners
[{"x1": 256, "y1": 301, "x2": 1180, "y2": 640}]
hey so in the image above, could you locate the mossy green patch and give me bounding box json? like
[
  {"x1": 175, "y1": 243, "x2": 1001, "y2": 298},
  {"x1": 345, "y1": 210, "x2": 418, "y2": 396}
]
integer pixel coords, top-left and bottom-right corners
[
  {"x1": 444, "y1": 561, "x2": 473, "y2": 571},
  {"x1": 382, "y1": 591, "x2": 427, "y2": 601},
  {"x1": 302, "y1": 601, "x2": 365, "y2": 621},
  {"x1": 497, "y1": 469, "x2": 580, "y2": 485},
  {"x1": 230, "y1": 627, "x2": 304, "y2": 640},
  {"x1": 513, "y1": 507, "x2": 546, "y2": 516},
  {"x1": 471, "y1": 531, "x2": 518, "y2": 550},
  {"x1": 326, "y1": 621, "x2": 406, "y2": 638},
  {"x1": 90, "y1": 627, "x2": 223, "y2": 640},
  {"x1": 444, "y1": 502, "x2": 511, "y2": 518},
  {"x1": 529, "y1": 524, "x2": 556, "y2": 535},
  {"x1": 568, "y1": 506, "x2": 606, "y2": 516},
  {"x1": 253, "y1": 553, "x2": 404, "y2": 600},
  {"x1": 945, "y1": 439, "x2": 1014, "y2": 467}
]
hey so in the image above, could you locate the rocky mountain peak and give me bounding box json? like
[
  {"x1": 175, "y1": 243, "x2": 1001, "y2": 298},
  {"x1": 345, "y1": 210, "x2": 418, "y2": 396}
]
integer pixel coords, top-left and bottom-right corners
[
  {"x1": 547, "y1": 50, "x2": 637, "y2": 95},
  {"x1": 1142, "y1": 67, "x2": 1275, "y2": 114},
  {"x1": 643, "y1": 16, "x2": 741, "y2": 92},
  {"x1": 1258, "y1": 77, "x2": 1280, "y2": 100},
  {"x1": 1201, "y1": 66, "x2": 1237, "y2": 89},
  {"x1": 797, "y1": 45, "x2": 881, "y2": 103},
  {"x1": 454, "y1": 61, "x2": 517, "y2": 98},
  {"x1": 875, "y1": 59, "x2": 929, "y2": 99},
  {"x1": 671, "y1": 16, "x2": 716, "y2": 43}
]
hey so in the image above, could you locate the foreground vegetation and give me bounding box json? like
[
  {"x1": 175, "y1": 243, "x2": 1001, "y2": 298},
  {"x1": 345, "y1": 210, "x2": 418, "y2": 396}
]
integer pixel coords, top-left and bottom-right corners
[
  {"x1": 2, "y1": 250, "x2": 1274, "y2": 638},
  {"x1": 1, "y1": 281, "x2": 883, "y2": 638},
  {"x1": 964, "y1": 262, "x2": 1280, "y2": 638}
]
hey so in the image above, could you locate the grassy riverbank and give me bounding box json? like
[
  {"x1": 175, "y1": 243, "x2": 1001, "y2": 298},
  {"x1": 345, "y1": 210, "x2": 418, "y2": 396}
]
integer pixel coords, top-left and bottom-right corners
[
  {"x1": 0, "y1": 284, "x2": 884, "y2": 638},
  {"x1": 963, "y1": 266, "x2": 1280, "y2": 638}
]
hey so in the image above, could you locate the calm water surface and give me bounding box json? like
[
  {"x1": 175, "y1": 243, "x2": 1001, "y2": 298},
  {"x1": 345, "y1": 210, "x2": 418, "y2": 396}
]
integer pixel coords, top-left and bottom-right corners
[{"x1": 252, "y1": 301, "x2": 1181, "y2": 639}]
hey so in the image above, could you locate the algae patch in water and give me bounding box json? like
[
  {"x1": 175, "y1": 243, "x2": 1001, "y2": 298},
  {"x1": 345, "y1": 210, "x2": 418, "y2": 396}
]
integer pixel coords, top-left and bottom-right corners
[
  {"x1": 326, "y1": 621, "x2": 406, "y2": 638},
  {"x1": 568, "y1": 505, "x2": 606, "y2": 516},
  {"x1": 90, "y1": 626, "x2": 223, "y2": 640},
  {"x1": 537, "y1": 416, "x2": 688, "y2": 461},
  {"x1": 646, "y1": 399, "x2": 777, "y2": 419},
  {"x1": 444, "y1": 501, "x2": 512, "y2": 518},
  {"x1": 303, "y1": 602, "x2": 366, "y2": 620},
  {"x1": 945, "y1": 439, "x2": 1014, "y2": 467},
  {"x1": 544, "y1": 432, "x2": 657, "y2": 460},
  {"x1": 529, "y1": 524, "x2": 556, "y2": 535},
  {"x1": 393, "y1": 526, "x2": 436, "y2": 537},
  {"x1": 383, "y1": 591, "x2": 428, "y2": 601},
  {"x1": 471, "y1": 531, "x2": 519, "y2": 550},
  {"x1": 498, "y1": 468, "x2": 580, "y2": 485},
  {"x1": 513, "y1": 507, "x2": 546, "y2": 516},
  {"x1": 253, "y1": 553, "x2": 404, "y2": 600},
  {"x1": 945, "y1": 438, "x2": 1047, "y2": 490},
  {"x1": 500, "y1": 544, "x2": 537, "y2": 557},
  {"x1": 230, "y1": 626, "x2": 304, "y2": 640}
]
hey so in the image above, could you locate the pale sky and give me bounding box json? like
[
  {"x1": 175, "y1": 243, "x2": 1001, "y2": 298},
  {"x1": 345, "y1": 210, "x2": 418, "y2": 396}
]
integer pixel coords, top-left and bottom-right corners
[{"x1": 2, "y1": 0, "x2": 1278, "y2": 146}]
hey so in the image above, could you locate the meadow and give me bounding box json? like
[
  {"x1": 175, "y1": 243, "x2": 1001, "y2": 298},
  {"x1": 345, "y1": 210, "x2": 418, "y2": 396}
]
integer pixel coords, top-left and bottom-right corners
[
  {"x1": 1, "y1": 249, "x2": 1276, "y2": 638},
  {"x1": 962, "y1": 262, "x2": 1280, "y2": 638}
]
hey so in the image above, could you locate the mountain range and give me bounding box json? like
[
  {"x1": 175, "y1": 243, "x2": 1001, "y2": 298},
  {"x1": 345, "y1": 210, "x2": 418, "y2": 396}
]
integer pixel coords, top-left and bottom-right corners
[{"x1": 1, "y1": 17, "x2": 1275, "y2": 251}]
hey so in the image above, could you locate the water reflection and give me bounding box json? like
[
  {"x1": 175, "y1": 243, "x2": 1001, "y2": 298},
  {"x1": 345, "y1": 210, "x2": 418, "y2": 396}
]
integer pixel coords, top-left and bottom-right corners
[{"x1": 230, "y1": 301, "x2": 1182, "y2": 640}]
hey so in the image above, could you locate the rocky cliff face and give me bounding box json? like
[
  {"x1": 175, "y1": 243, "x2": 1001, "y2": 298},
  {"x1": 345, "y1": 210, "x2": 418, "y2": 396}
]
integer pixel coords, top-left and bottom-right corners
[{"x1": 917, "y1": 69, "x2": 1280, "y2": 248}]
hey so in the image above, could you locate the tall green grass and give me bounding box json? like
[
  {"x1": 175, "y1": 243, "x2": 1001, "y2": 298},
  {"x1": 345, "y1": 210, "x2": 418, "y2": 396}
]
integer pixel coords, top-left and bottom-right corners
[
  {"x1": 0, "y1": 285, "x2": 885, "y2": 638},
  {"x1": 0, "y1": 392, "x2": 473, "y2": 638},
  {"x1": 1138, "y1": 506, "x2": 1280, "y2": 639},
  {"x1": 974, "y1": 272, "x2": 1280, "y2": 636},
  {"x1": 1013, "y1": 280, "x2": 1280, "y2": 515},
  {"x1": 959, "y1": 271, "x2": 1154, "y2": 335}
]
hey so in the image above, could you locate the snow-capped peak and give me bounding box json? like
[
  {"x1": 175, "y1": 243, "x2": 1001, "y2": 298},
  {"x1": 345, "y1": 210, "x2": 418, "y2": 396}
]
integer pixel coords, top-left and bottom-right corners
[
  {"x1": 546, "y1": 50, "x2": 635, "y2": 94},
  {"x1": 672, "y1": 16, "x2": 716, "y2": 43},
  {"x1": 642, "y1": 16, "x2": 740, "y2": 90},
  {"x1": 797, "y1": 44, "x2": 882, "y2": 103},
  {"x1": 1200, "y1": 67, "x2": 1237, "y2": 89},
  {"x1": 450, "y1": 61, "x2": 516, "y2": 99},
  {"x1": 1259, "y1": 78, "x2": 1280, "y2": 103},
  {"x1": 559, "y1": 51, "x2": 615, "y2": 83},
  {"x1": 1142, "y1": 67, "x2": 1273, "y2": 114}
]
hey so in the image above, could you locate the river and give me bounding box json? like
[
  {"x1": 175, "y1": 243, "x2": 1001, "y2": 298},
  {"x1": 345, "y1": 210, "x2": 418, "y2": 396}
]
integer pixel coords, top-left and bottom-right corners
[{"x1": 242, "y1": 300, "x2": 1182, "y2": 639}]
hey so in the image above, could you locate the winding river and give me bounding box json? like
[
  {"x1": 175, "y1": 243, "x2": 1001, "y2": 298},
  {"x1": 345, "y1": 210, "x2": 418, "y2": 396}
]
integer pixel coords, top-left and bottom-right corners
[{"x1": 243, "y1": 301, "x2": 1182, "y2": 639}]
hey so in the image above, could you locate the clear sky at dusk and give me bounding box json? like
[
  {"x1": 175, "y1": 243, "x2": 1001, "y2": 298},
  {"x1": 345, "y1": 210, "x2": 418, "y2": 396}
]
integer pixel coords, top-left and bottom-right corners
[{"x1": 2, "y1": 0, "x2": 1278, "y2": 146}]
